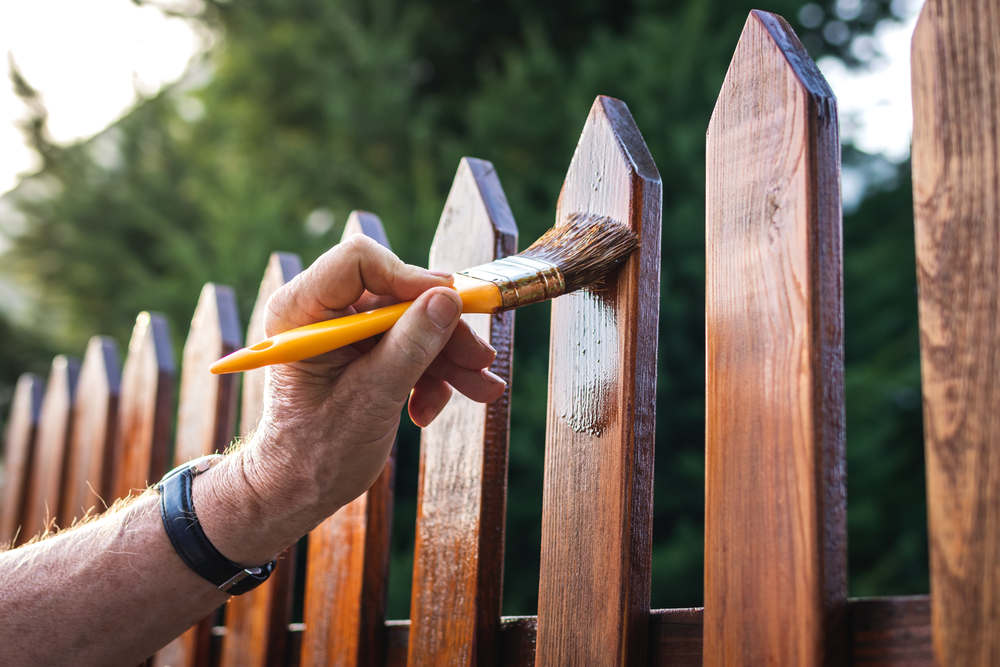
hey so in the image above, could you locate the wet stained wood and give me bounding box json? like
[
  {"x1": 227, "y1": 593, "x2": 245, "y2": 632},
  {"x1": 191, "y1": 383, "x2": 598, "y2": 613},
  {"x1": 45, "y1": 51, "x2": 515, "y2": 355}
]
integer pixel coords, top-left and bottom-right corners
[
  {"x1": 221, "y1": 252, "x2": 302, "y2": 667},
  {"x1": 109, "y1": 312, "x2": 175, "y2": 501},
  {"x1": 301, "y1": 212, "x2": 396, "y2": 667},
  {"x1": 59, "y1": 336, "x2": 121, "y2": 525},
  {"x1": 154, "y1": 283, "x2": 241, "y2": 667},
  {"x1": 21, "y1": 356, "x2": 80, "y2": 540},
  {"x1": 536, "y1": 95, "x2": 661, "y2": 665},
  {"x1": 911, "y1": 2, "x2": 1000, "y2": 664},
  {"x1": 0, "y1": 373, "x2": 44, "y2": 546},
  {"x1": 704, "y1": 11, "x2": 846, "y2": 666},
  {"x1": 407, "y1": 158, "x2": 517, "y2": 666}
]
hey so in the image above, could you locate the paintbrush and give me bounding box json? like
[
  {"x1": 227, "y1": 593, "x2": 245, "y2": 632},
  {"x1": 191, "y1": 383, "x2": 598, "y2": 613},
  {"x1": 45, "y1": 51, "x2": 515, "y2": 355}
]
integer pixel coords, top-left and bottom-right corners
[{"x1": 210, "y1": 212, "x2": 637, "y2": 374}]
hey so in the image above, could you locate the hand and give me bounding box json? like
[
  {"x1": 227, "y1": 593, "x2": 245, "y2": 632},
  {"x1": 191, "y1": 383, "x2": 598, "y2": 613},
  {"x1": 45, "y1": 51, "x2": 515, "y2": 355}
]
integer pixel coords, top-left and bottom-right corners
[{"x1": 206, "y1": 236, "x2": 506, "y2": 562}]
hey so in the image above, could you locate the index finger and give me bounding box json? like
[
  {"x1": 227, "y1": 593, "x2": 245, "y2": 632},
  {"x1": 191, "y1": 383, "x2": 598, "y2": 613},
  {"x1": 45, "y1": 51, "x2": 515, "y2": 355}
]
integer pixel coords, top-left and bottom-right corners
[{"x1": 265, "y1": 234, "x2": 453, "y2": 335}]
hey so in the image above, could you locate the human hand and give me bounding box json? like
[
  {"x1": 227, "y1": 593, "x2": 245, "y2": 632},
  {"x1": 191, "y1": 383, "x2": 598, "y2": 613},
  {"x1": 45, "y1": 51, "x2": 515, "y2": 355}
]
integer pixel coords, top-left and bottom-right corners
[{"x1": 238, "y1": 235, "x2": 505, "y2": 526}]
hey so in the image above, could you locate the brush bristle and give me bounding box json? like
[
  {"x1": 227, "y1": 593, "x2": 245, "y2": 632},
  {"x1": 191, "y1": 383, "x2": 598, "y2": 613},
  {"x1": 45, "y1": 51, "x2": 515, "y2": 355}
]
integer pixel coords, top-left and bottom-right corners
[{"x1": 520, "y1": 212, "x2": 638, "y2": 292}]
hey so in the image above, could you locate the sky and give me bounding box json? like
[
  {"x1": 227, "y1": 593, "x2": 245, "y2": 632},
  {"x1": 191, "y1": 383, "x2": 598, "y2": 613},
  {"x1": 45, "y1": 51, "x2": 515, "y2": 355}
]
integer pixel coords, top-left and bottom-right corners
[{"x1": 0, "y1": 1, "x2": 920, "y2": 200}]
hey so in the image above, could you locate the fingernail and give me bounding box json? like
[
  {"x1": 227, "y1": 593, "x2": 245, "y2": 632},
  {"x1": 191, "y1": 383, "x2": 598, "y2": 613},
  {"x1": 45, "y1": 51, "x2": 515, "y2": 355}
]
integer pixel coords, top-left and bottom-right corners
[
  {"x1": 427, "y1": 292, "x2": 460, "y2": 328},
  {"x1": 429, "y1": 270, "x2": 453, "y2": 280},
  {"x1": 481, "y1": 369, "x2": 507, "y2": 387}
]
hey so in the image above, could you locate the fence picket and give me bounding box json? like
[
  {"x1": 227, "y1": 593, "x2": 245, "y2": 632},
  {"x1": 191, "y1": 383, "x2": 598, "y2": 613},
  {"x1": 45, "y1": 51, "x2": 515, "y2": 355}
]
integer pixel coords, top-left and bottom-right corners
[
  {"x1": 301, "y1": 211, "x2": 396, "y2": 667},
  {"x1": 59, "y1": 336, "x2": 121, "y2": 525},
  {"x1": 0, "y1": 373, "x2": 44, "y2": 545},
  {"x1": 21, "y1": 356, "x2": 80, "y2": 540},
  {"x1": 154, "y1": 283, "x2": 241, "y2": 667},
  {"x1": 911, "y1": 1, "x2": 1000, "y2": 664},
  {"x1": 704, "y1": 11, "x2": 846, "y2": 666},
  {"x1": 407, "y1": 158, "x2": 518, "y2": 666},
  {"x1": 109, "y1": 312, "x2": 175, "y2": 500},
  {"x1": 535, "y1": 95, "x2": 661, "y2": 665},
  {"x1": 221, "y1": 252, "x2": 302, "y2": 667}
]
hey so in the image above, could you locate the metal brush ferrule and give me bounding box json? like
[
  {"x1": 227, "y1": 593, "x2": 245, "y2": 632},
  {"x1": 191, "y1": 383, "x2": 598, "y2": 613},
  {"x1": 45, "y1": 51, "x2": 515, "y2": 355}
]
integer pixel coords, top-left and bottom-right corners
[{"x1": 458, "y1": 256, "x2": 565, "y2": 310}]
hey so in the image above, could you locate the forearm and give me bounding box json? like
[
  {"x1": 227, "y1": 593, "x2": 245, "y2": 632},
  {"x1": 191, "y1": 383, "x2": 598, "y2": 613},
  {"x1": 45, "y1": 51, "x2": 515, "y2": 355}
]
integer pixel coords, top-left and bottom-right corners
[{"x1": 0, "y1": 441, "x2": 321, "y2": 666}]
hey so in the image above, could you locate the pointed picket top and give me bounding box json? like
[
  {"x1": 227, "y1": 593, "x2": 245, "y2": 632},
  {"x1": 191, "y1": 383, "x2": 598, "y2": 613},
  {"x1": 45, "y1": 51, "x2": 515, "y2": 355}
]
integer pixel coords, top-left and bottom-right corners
[
  {"x1": 173, "y1": 282, "x2": 241, "y2": 465},
  {"x1": 59, "y1": 336, "x2": 121, "y2": 524},
  {"x1": 22, "y1": 355, "x2": 80, "y2": 538},
  {"x1": 344, "y1": 210, "x2": 391, "y2": 249},
  {"x1": 407, "y1": 157, "x2": 517, "y2": 667},
  {"x1": 704, "y1": 10, "x2": 845, "y2": 667},
  {"x1": 220, "y1": 252, "x2": 302, "y2": 667},
  {"x1": 429, "y1": 157, "x2": 518, "y2": 272},
  {"x1": 110, "y1": 312, "x2": 175, "y2": 499},
  {"x1": 537, "y1": 96, "x2": 661, "y2": 665},
  {"x1": 0, "y1": 373, "x2": 44, "y2": 545},
  {"x1": 301, "y1": 211, "x2": 397, "y2": 667},
  {"x1": 711, "y1": 10, "x2": 834, "y2": 132},
  {"x1": 239, "y1": 252, "x2": 303, "y2": 436}
]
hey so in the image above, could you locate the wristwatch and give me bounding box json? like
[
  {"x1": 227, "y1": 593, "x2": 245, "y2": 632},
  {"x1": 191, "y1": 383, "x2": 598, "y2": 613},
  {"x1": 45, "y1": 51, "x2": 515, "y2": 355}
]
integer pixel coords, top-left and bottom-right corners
[{"x1": 155, "y1": 454, "x2": 276, "y2": 595}]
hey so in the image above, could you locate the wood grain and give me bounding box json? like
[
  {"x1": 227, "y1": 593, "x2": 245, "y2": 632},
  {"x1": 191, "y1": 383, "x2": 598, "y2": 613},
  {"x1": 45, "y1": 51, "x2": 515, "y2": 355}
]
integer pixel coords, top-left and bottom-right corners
[
  {"x1": 911, "y1": 2, "x2": 1000, "y2": 664},
  {"x1": 155, "y1": 283, "x2": 241, "y2": 667},
  {"x1": 109, "y1": 312, "x2": 175, "y2": 501},
  {"x1": 59, "y1": 336, "x2": 121, "y2": 525},
  {"x1": 535, "y1": 95, "x2": 661, "y2": 665},
  {"x1": 849, "y1": 596, "x2": 932, "y2": 666},
  {"x1": 301, "y1": 211, "x2": 396, "y2": 667},
  {"x1": 21, "y1": 355, "x2": 80, "y2": 539},
  {"x1": 0, "y1": 373, "x2": 44, "y2": 546},
  {"x1": 407, "y1": 158, "x2": 518, "y2": 666},
  {"x1": 704, "y1": 11, "x2": 846, "y2": 666},
  {"x1": 221, "y1": 252, "x2": 302, "y2": 667}
]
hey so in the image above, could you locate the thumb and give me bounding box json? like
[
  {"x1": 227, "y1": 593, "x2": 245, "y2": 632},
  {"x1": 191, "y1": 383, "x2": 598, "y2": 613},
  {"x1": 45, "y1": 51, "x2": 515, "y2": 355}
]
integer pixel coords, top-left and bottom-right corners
[{"x1": 353, "y1": 286, "x2": 462, "y2": 406}]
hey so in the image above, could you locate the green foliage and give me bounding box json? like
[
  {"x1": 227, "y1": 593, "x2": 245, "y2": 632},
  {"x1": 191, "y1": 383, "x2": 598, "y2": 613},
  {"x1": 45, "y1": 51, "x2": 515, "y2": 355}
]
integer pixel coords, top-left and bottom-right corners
[{"x1": 0, "y1": 0, "x2": 926, "y2": 617}]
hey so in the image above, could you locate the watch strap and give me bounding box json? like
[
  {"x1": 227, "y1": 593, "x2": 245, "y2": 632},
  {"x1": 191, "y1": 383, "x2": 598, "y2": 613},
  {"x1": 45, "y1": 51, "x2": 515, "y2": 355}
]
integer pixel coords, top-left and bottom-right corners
[{"x1": 157, "y1": 460, "x2": 275, "y2": 595}]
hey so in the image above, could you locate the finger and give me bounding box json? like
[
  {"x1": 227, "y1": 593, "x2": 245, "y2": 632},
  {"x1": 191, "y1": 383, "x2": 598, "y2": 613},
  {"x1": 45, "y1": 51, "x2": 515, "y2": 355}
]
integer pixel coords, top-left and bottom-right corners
[
  {"x1": 424, "y1": 356, "x2": 506, "y2": 402},
  {"x1": 440, "y1": 320, "x2": 496, "y2": 370},
  {"x1": 408, "y1": 375, "x2": 453, "y2": 427},
  {"x1": 266, "y1": 235, "x2": 452, "y2": 334},
  {"x1": 350, "y1": 287, "x2": 463, "y2": 406}
]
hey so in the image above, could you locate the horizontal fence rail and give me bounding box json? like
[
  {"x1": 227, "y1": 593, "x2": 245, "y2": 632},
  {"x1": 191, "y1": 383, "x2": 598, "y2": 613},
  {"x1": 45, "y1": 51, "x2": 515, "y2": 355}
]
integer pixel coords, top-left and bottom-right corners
[{"x1": 2, "y1": 3, "x2": 999, "y2": 664}]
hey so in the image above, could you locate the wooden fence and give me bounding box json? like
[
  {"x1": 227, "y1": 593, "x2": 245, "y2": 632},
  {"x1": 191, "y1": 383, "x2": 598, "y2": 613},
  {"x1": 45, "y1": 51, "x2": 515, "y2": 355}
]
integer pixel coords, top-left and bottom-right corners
[{"x1": 1, "y1": 4, "x2": 998, "y2": 665}]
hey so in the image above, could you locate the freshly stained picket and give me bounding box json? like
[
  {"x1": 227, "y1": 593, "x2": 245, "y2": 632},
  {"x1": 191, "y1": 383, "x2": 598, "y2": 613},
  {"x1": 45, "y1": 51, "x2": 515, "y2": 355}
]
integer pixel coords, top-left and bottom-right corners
[
  {"x1": 221, "y1": 252, "x2": 302, "y2": 667},
  {"x1": 911, "y1": 1, "x2": 1000, "y2": 664},
  {"x1": 109, "y1": 312, "x2": 175, "y2": 500},
  {"x1": 21, "y1": 356, "x2": 80, "y2": 539},
  {"x1": 535, "y1": 95, "x2": 661, "y2": 665},
  {"x1": 407, "y1": 158, "x2": 517, "y2": 666},
  {"x1": 59, "y1": 336, "x2": 121, "y2": 525},
  {"x1": 704, "y1": 11, "x2": 846, "y2": 666},
  {"x1": 301, "y1": 211, "x2": 396, "y2": 667},
  {"x1": 0, "y1": 373, "x2": 44, "y2": 545},
  {"x1": 154, "y1": 283, "x2": 241, "y2": 667}
]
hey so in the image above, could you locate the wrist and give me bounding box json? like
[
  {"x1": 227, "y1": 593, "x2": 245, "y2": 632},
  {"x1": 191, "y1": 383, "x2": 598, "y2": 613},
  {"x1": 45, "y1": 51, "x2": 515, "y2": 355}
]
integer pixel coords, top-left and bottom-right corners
[{"x1": 191, "y1": 440, "x2": 322, "y2": 567}]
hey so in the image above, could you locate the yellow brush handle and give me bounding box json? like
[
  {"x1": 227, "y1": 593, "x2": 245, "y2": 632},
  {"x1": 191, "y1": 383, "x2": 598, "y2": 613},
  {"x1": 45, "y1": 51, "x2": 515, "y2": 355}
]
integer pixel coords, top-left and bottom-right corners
[{"x1": 210, "y1": 277, "x2": 501, "y2": 374}]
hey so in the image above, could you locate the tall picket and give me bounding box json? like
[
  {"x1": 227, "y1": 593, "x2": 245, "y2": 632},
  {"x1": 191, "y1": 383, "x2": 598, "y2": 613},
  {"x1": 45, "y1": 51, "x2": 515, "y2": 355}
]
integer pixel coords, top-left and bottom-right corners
[
  {"x1": 59, "y1": 336, "x2": 121, "y2": 524},
  {"x1": 221, "y1": 252, "x2": 302, "y2": 667},
  {"x1": 407, "y1": 158, "x2": 518, "y2": 666},
  {"x1": 535, "y1": 95, "x2": 661, "y2": 665},
  {"x1": 154, "y1": 283, "x2": 241, "y2": 667},
  {"x1": 912, "y1": 1, "x2": 1000, "y2": 664},
  {"x1": 301, "y1": 211, "x2": 396, "y2": 667},
  {"x1": 108, "y1": 312, "x2": 175, "y2": 500},
  {"x1": 704, "y1": 11, "x2": 846, "y2": 666},
  {"x1": 21, "y1": 355, "x2": 80, "y2": 539},
  {"x1": 0, "y1": 373, "x2": 44, "y2": 545}
]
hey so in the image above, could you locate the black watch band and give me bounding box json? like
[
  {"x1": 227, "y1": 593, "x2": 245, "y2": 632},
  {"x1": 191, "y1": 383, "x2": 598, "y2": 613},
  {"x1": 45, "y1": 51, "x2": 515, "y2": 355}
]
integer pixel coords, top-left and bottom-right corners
[{"x1": 156, "y1": 455, "x2": 276, "y2": 595}]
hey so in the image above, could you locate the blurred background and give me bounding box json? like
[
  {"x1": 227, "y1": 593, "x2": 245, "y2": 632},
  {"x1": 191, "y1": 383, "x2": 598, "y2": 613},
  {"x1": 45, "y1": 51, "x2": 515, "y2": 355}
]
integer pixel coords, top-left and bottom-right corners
[{"x1": 0, "y1": 0, "x2": 925, "y2": 617}]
